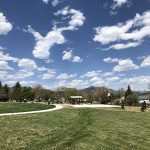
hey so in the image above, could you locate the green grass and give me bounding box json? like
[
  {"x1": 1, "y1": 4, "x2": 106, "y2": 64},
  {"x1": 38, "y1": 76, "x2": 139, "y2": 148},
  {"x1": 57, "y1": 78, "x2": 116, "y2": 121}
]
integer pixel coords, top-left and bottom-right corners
[
  {"x1": 0, "y1": 103, "x2": 55, "y2": 113},
  {"x1": 0, "y1": 108, "x2": 150, "y2": 150}
]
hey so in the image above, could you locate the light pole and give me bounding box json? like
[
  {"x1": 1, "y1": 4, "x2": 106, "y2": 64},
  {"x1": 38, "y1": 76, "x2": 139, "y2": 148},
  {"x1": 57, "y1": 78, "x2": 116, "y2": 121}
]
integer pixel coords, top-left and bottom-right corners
[{"x1": 107, "y1": 92, "x2": 112, "y2": 105}]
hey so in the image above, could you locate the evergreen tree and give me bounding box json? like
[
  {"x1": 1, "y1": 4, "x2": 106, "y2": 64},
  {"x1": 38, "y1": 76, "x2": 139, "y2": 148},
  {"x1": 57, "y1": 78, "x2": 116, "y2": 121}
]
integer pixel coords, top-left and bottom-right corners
[
  {"x1": 21, "y1": 87, "x2": 35, "y2": 101},
  {"x1": 125, "y1": 85, "x2": 133, "y2": 100},
  {"x1": 0, "y1": 81, "x2": 2, "y2": 89},
  {"x1": 13, "y1": 82, "x2": 22, "y2": 102},
  {"x1": 4, "y1": 84, "x2": 9, "y2": 96}
]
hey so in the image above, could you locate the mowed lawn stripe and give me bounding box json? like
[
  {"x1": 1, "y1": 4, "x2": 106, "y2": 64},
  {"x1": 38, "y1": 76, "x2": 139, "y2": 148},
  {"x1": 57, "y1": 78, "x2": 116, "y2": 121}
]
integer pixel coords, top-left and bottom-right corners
[{"x1": 0, "y1": 108, "x2": 150, "y2": 150}]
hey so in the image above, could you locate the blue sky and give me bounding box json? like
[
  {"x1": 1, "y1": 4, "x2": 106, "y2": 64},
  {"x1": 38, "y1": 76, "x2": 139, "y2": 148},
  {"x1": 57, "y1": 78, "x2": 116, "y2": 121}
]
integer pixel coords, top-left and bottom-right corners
[{"x1": 0, "y1": 0, "x2": 150, "y2": 90}]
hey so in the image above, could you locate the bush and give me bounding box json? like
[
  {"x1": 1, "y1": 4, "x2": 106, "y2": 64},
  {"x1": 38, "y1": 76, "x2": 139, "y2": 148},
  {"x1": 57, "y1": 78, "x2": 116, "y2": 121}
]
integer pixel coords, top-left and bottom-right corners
[
  {"x1": 114, "y1": 99, "x2": 120, "y2": 105},
  {"x1": 126, "y1": 93, "x2": 138, "y2": 106}
]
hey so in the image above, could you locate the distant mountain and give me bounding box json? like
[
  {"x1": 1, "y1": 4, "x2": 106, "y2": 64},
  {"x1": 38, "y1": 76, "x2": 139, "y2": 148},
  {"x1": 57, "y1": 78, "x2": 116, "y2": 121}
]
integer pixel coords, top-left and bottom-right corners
[{"x1": 81, "y1": 86, "x2": 97, "y2": 92}]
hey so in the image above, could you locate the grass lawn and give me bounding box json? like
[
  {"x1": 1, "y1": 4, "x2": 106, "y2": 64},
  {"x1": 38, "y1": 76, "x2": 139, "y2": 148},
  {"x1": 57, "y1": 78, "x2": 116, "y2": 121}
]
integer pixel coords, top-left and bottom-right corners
[
  {"x1": 0, "y1": 103, "x2": 55, "y2": 113},
  {"x1": 0, "y1": 108, "x2": 150, "y2": 150}
]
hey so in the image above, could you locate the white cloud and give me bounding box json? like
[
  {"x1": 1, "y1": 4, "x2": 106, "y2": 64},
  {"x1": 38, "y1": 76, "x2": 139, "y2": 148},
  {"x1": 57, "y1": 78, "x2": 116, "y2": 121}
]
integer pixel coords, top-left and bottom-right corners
[
  {"x1": 0, "y1": 61, "x2": 14, "y2": 70},
  {"x1": 0, "y1": 71, "x2": 8, "y2": 80},
  {"x1": 102, "y1": 72, "x2": 114, "y2": 77},
  {"x1": 106, "y1": 76, "x2": 120, "y2": 82},
  {"x1": 41, "y1": 69, "x2": 56, "y2": 79},
  {"x1": 56, "y1": 73, "x2": 77, "y2": 80},
  {"x1": 113, "y1": 59, "x2": 139, "y2": 72},
  {"x1": 20, "y1": 81, "x2": 37, "y2": 86},
  {"x1": 52, "y1": 0, "x2": 62, "y2": 6},
  {"x1": 110, "y1": 0, "x2": 131, "y2": 15},
  {"x1": 90, "y1": 77, "x2": 106, "y2": 86},
  {"x1": 62, "y1": 50, "x2": 83, "y2": 63},
  {"x1": 104, "y1": 42, "x2": 141, "y2": 50},
  {"x1": 7, "y1": 70, "x2": 34, "y2": 80},
  {"x1": 81, "y1": 70, "x2": 101, "y2": 78},
  {"x1": 103, "y1": 57, "x2": 120, "y2": 63},
  {"x1": 37, "y1": 66, "x2": 48, "y2": 71},
  {"x1": 18, "y1": 58, "x2": 37, "y2": 70},
  {"x1": 94, "y1": 11, "x2": 150, "y2": 49},
  {"x1": 103, "y1": 57, "x2": 139, "y2": 72},
  {"x1": 72, "y1": 56, "x2": 83, "y2": 62},
  {"x1": 68, "y1": 79, "x2": 90, "y2": 89},
  {"x1": 45, "y1": 59, "x2": 54, "y2": 63},
  {"x1": 42, "y1": 0, "x2": 62, "y2": 6},
  {"x1": 0, "y1": 46, "x2": 6, "y2": 50},
  {"x1": 42, "y1": 0, "x2": 50, "y2": 4},
  {"x1": 0, "y1": 51, "x2": 19, "y2": 62},
  {"x1": 27, "y1": 25, "x2": 66, "y2": 59},
  {"x1": 0, "y1": 12, "x2": 13, "y2": 35},
  {"x1": 112, "y1": 0, "x2": 130, "y2": 8},
  {"x1": 55, "y1": 7, "x2": 85, "y2": 31},
  {"x1": 62, "y1": 50, "x2": 72, "y2": 60},
  {"x1": 4, "y1": 80, "x2": 37, "y2": 87},
  {"x1": 27, "y1": 7, "x2": 85, "y2": 60},
  {"x1": 120, "y1": 76, "x2": 150, "y2": 85},
  {"x1": 141, "y1": 55, "x2": 150, "y2": 68}
]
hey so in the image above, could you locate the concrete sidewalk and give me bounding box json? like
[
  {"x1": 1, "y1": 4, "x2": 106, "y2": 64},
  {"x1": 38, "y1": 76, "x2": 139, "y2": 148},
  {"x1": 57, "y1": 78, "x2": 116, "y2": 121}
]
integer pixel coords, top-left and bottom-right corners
[{"x1": 70, "y1": 104, "x2": 120, "y2": 108}]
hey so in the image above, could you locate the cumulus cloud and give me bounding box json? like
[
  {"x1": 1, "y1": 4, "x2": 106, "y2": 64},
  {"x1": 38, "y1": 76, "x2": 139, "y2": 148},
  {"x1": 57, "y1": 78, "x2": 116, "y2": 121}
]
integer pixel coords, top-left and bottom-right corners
[
  {"x1": 120, "y1": 76, "x2": 150, "y2": 85},
  {"x1": 41, "y1": 69, "x2": 56, "y2": 79},
  {"x1": 104, "y1": 42, "x2": 141, "y2": 50},
  {"x1": 113, "y1": 59, "x2": 139, "y2": 72},
  {"x1": 141, "y1": 55, "x2": 150, "y2": 68},
  {"x1": 106, "y1": 76, "x2": 120, "y2": 82},
  {"x1": 103, "y1": 57, "x2": 139, "y2": 72},
  {"x1": 0, "y1": 61, "x2": 14, "y2": 70},
  {"x1": 0, "y1": 51, "x2": 19, "y2": 62},
  {"x1": 56, "y1": 73, "x2": 77, "y2": 80},
  {"x1": 55, "y1": 7, "x2": 85, "y2": 31},
  {"x1": 37, "y1": 66, "x2": 49, "y2": 71},
  {"x1": 68, "y1": 79, "x2": 90, "y2": 89},
  {"x1": 0, "y1": 71, "x2": 8, "y2": 80},
  {"x1": 26, "y1": 25, "x2": 66, "y2": 59},
  {"x1": 0, "y1": 12, "x2": 13, "y2": 35},
  {"x1": 7, "y1": 70, "x2": 34, "y2": 80},
  {"x1": 27, "y1": 7, "x2": 85, "y2": 60},
  {"x1": 94, "y1": 11, "x2": 150, "y2": 49},
  {"x1": 18, "y1": 58, "x2": 37, "y2": 70},
  {"x1": 62, "y1": 50, "x2": 83, "y2": 62},
  {"x1": 81, "y1": 70, "x2": 101, "y2": 78},
  {"x1": 110, "y1": 0, "x2": 132, "y2": 15},
  {"x1": 103, "y1": 57, "x2": 120, "y2": 63}
]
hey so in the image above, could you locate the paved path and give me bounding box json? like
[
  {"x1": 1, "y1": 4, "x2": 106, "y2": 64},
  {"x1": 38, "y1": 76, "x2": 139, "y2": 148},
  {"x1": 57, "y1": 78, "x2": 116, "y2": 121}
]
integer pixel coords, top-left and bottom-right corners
[
  {"x1": 0, "y1": 104, "x2": 63, "y2": 116},
  {"x1": 70, "y1": 104, "x2": 120, "y2": 108},
  {"x1": 0, "y1": 104, "x2": 120, "y2": 116}
]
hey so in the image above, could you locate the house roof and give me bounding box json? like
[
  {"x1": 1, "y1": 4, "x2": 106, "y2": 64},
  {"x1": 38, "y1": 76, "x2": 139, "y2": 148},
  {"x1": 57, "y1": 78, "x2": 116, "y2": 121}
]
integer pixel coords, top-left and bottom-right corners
[{"x1": 139, "y1": 95, "x2": 150, "y2": 100}]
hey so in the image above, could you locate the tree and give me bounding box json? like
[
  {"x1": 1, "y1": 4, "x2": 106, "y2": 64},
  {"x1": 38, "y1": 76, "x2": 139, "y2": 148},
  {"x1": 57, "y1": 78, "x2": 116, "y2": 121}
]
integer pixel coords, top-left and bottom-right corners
[
  {"x1": 116, "y1": 88, "x2": 125, "y2": 99},
  {"x1": 125, "y1": 85, "x2": 133, "y2": 100},
  {"x1": 63, "y1": 88, "x2": 78, "y2": 102},
  {"x1": 21, "y1": 87, "x2": 35, "y2": 101},
  {"x1": 87, "y1": 93, "x2": 94, "y2": 104},
  {"x1": 13, "y1": 82, "x2": 22, "y2": 102},
  {"x1": 95, "y1": 87, "x2": 109, "y2": 104},
  {"x1": 4, "y1": 84, "x2": 9, "y2": 97},
  {"x1": 126, "y1": 93, "x2": 138, "y2": 106},
  {"x1": 33, "y1": 84, "x2": 43, "y2": 101},
  {"x1": 0, "y1": 81, "x2": 2, "y2": 89}
]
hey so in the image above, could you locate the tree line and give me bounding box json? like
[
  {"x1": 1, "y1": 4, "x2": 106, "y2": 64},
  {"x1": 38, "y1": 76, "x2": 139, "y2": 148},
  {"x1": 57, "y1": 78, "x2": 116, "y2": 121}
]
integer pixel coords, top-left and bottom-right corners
[{"x1": 0, "y1": 81, "x2": 145, "y2": 106}]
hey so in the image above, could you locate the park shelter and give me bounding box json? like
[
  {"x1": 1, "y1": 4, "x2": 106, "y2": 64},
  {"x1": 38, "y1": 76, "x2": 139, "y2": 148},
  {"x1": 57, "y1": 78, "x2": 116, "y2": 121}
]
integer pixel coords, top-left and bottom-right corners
[{"x1": 70, "y1": 96, "x2": 84, "y2": 104}]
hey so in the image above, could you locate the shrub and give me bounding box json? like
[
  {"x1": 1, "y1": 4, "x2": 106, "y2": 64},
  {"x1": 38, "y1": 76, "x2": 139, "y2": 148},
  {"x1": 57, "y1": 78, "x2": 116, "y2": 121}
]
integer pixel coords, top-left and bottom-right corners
[{"x1": 126, "y1": 93, "x2": 138, "y2": 106}]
